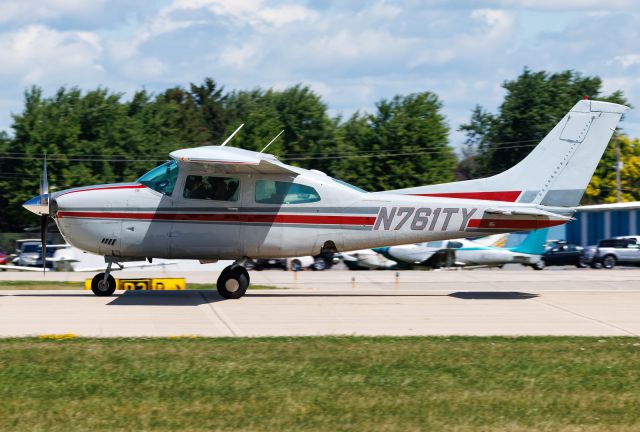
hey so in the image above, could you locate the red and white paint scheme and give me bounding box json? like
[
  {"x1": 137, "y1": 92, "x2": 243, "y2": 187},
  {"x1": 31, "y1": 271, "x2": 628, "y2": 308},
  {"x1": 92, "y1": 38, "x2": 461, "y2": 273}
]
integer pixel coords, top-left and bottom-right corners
[{"x1": 24, "y1": 99, "x2": 628, "y2": 298}]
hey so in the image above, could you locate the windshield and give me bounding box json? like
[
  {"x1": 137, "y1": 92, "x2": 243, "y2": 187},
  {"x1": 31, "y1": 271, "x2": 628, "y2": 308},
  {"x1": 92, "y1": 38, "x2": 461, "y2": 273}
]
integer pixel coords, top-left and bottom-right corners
[
  {"x1": 138, "y1": 161, "x2": 179, "y2": 195},
  {"x1": 331, "y1": 177, "x2": 367, "y2": 193}
]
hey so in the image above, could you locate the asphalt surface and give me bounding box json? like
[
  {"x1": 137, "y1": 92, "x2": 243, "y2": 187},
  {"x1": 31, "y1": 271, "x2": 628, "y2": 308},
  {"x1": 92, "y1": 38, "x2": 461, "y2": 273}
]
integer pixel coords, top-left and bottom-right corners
[{"x1": 1, "y1": 269, "x2": 639, "y2": 337}]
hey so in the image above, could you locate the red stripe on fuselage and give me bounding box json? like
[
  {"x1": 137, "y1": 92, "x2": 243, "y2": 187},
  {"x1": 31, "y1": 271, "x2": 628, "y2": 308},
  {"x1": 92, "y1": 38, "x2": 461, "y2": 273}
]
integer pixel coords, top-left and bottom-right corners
[
  {"x1": 412, "y1": 191, "x2": 522, "y2": 202},
  {"x1": 57, "y1": 184, "x2": 146, "y2": 198},
  {"x1": 56, "y1": 211, "x2": 376, "y2": 226},
  {"x1": 467, "y1": 218, "x2": 565, "y2": 230}
]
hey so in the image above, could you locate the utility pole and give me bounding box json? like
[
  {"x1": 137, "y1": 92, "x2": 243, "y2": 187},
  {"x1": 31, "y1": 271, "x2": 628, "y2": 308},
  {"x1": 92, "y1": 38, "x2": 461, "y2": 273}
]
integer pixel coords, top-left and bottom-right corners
[{"x1": 615, "y1": 140, "x2": 622, "y2": 203}]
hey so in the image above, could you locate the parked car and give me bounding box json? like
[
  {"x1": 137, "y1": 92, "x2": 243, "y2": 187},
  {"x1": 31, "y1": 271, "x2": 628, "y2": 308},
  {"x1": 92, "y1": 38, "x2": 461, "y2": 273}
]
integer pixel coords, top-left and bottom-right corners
[
  {"x1": 540, "y1": 242, "x2": 588, "y2": 268},
  {"x1": 244, "y1": 253, "x2": 335, "y2": 271},
  {"x1": 13, "y1": 239, "x2": 42, "y2": 267},
  {"x1": 244, "y1": 258, "x2": 288, "y2": 271},
  {"x1": 593, "y1": 237, "x2": 640, "y2": 269}
]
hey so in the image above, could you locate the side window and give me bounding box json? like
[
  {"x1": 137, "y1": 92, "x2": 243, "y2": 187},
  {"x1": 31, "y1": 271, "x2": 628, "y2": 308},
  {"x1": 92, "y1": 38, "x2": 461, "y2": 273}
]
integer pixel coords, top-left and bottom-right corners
[
  {"x1": 255, "y1": 180, "x2": 320, "y2": 204},
  {"x1": 183, "y1": 176, "x2": 239, "y2": 201}
]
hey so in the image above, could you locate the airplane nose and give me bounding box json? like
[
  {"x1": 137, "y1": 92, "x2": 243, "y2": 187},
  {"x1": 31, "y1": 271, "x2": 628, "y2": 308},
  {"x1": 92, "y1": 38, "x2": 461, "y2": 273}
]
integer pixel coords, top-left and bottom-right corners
[{"x1": 23, "y1": 194, "x2": 49, "y2": 216}]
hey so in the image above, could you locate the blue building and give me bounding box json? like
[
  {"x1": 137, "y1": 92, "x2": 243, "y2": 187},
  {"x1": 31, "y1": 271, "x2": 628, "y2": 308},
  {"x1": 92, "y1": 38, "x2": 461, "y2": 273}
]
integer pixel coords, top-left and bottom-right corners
[
  {"x1": 503, "y1": 204, "x2": 640, "y2": 247},
  {"x1": 565, "y1": 207, "x2": 640, "y2": 246}
]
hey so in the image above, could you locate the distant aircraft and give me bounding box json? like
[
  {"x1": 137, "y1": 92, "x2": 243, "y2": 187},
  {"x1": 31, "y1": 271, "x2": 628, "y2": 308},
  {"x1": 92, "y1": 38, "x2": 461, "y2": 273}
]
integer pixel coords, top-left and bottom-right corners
[
  {"x1": 341, "y1": 249, "x2": 398, "y2": 270},
  {"x1": 0, "y1": 242, "x2": 179, "y2": 272},
  {"x1": 375, "y1": 229, "x2": 549, "y2": 269},
  {"x1": 22, "y1": 99, "x2": 627, "y2": 298}
]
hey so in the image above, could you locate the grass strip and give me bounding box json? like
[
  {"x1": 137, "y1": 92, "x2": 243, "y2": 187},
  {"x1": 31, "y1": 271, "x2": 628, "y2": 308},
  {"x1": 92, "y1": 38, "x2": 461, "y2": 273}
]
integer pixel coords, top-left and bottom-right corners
[{"x1": 0, "y1": 336, "x2": 639, "y2": 431}]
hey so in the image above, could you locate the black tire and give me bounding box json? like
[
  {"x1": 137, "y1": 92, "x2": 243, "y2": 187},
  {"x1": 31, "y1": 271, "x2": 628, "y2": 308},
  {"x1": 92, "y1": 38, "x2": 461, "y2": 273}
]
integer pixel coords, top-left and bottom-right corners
[
  {"x1": 602, "y1": 255, "x2": 616, "y2": 269},
  {"x1": 590, "y1": 262, "x2": 602, "y2": 269},
  {"x1": 244, "y1": 260, "x2": 255, "y2": 271},
  {"x1": 311, "y1": 258, "x2": 327, "y2": 271},
  {"x1": 290, "y1": 259, "x2": 302, "y2": 272},
  {"x1": 217, "y1": 266, "x2": 249, "y2": 299},
  {"x1": 576, "y1": 262, "x2": 588, "y2": 268},
  {"x1": 532, "y1": 260, "x2": 545, "y2": 270},
  {"x1": 91, "y1": 273, "x2": 116, "y2": 296}
]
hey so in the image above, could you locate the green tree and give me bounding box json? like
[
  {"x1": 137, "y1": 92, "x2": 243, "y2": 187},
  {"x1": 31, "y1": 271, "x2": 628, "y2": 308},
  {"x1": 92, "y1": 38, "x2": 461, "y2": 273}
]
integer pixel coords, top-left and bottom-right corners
[
  {"x1": 329, "y1": 112, "x2": 375, "y2": 190},
  {"x1": 348, "y1": 92, "x2": 455, "y2": 191},
  {"x1": 585, "y1": 135, "x2": 640, "y2": 203},
  {"x1": 223, "y1": 85, "x2": 336, "y2": 172}
]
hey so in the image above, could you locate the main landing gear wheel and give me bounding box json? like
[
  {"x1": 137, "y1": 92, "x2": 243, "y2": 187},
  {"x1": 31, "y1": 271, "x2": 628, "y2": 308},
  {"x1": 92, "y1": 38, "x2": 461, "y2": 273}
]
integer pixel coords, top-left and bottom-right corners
[
  {"x1": 91, "y1": 273, "x2": 116, "y2": 296},
  {"x1": 217, "y1": 265, "x2": 250, "y2": 299}
]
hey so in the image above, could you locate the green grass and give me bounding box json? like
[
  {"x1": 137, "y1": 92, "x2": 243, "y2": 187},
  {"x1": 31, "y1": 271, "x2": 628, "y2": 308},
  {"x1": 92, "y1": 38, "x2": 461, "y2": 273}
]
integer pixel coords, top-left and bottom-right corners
[
  {"x1": 1, "y1": 337, "x2": 639, "y2": 431},
  {"x1": 0, "y1": 280, "x2": 277, "y2": 290}
]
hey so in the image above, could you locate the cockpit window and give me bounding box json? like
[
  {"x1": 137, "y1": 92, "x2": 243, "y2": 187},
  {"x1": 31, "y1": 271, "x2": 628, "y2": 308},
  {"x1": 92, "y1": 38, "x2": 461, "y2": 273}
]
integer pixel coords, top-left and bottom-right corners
[
  {"x1": 255, "y1": 180, "x2": 320, "y2": 204},
  {"x1": 183, "y1": 176, "x2": 239, "y2": 201},
  {"x1": 138, "y1": 161, "x2": 179, "y2": 195},
  {"x1": 446, "y1": 241, "x2": 463, "y2": 249}
]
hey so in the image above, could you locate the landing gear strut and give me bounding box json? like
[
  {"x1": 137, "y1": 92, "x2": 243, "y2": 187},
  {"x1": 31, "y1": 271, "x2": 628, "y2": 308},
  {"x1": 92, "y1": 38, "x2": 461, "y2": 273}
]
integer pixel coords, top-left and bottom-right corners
[
  {"x1": 91, "y1": 261, "x2": 117, "y2": 296},
  {"x1": 217, "y1": 262, "x2": 250, "y2": 299}
]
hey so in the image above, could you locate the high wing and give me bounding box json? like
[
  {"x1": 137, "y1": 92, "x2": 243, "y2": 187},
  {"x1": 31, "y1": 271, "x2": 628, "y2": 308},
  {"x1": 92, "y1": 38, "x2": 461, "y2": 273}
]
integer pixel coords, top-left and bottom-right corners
[{"x1": 170, "y1": 146, "x2": 298, "y2": 175}]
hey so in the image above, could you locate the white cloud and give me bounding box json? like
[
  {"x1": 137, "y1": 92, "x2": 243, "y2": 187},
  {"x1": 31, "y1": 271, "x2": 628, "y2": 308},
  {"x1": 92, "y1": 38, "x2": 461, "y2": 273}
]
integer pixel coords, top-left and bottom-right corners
[
  {"x1": 0, "y1": 25, "x2": 103, "y2": 84},
  {"x1": 614, "y1": 54, "x2": 640, "y2": 69},
  {"x1": 409, "y1": 9, "x2": 515, "y2": 68},
  {"x1": 488, "y1": 0, "x2": 632, "y2": 10},
  {"x1": 0, "y1": 0, "x2": 106, "y2": 24},
  {"x1": 166, "y1": 0, "x2": 317, "y2": 29}
]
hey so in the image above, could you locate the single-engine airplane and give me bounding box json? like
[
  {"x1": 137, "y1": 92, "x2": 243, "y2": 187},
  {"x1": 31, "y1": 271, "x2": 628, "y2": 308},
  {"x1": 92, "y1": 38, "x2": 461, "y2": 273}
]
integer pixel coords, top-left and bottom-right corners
[{"x1": 23, "y1": 99, "x2": 627, "y2": 298}]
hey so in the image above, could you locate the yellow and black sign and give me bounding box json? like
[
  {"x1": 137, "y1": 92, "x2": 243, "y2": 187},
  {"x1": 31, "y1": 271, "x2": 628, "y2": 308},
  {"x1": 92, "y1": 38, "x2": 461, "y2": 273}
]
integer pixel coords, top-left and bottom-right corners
[{"x1": 85, "y1": 278, "x2": 186, "y2": 291}]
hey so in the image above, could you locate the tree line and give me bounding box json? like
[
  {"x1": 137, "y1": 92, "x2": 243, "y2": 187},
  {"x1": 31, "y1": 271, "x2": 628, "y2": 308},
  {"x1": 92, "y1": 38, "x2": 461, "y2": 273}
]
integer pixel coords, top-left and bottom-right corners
[{"x1": 0, "y1": 69, "x2": 637, "y2": 232}]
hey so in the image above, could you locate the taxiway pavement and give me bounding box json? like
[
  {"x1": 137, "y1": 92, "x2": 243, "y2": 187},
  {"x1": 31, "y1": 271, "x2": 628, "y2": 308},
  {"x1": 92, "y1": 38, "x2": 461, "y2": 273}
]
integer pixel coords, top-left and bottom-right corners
[{"x1": 1, "y1": 269, "x2": 639, "y2": 337}]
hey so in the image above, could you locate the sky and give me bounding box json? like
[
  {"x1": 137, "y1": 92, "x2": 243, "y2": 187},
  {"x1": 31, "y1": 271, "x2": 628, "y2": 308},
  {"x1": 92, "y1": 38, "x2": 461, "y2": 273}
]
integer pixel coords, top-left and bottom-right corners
[{"x1": 1, "y1": 0, "x2": 640, "y2": 150}]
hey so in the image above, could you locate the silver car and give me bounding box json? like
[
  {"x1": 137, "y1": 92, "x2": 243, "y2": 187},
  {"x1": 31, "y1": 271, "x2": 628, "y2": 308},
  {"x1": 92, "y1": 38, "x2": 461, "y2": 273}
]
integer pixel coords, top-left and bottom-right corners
[
  {"x1": 13, "y1": 240, "x2": 42, "y2": 267},
  {"x1": 594, "y1": 238, "x2": 640, "y2": 269}
]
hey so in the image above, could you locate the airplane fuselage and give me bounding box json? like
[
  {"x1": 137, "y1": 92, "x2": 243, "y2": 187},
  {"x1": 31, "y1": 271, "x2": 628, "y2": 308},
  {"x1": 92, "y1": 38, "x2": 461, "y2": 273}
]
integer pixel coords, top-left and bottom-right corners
[{"x1": 49, "y1": 162, "x2": 566, "y2": 261}]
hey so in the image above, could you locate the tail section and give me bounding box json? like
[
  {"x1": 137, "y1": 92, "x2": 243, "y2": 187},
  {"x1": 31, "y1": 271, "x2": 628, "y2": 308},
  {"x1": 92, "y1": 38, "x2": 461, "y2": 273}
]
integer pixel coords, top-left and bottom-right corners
[
  {"x1": 389, "y1": 99, "x2": 628, "y2": 207},
  {"x1": 508, "y1": 229, "x2": 549, "y2": 255}
]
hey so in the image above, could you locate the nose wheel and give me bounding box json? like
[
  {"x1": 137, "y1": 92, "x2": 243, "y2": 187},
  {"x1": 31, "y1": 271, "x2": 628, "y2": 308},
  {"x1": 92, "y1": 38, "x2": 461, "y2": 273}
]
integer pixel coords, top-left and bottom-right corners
[
  {"x1": 217, "y1": 265, "x2": 250, "y2": 299},
  {"x1": 91, "y1": 261, "x2": 117, "y2": 296},
  {"x1": 91, "y1": 273, "x2": 116, "y2": 296}
]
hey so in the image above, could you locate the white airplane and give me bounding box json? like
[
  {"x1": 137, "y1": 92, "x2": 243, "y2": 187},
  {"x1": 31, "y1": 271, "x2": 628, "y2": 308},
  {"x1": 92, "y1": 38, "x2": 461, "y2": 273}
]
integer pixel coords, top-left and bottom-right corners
[
  {"x1": 23, "y1": 99, "x2": 627, "y2": 298},
  {"x1": 375, "y1": 229, "x2": 549, "y2": 269},
  {"x1": 341, "y1": 249, "x2": 398, "y2": 270}
]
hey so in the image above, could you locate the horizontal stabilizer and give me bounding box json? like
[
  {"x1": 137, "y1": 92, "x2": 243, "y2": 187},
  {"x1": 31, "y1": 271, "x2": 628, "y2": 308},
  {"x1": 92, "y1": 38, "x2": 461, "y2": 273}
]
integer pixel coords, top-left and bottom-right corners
[{"x1": 484, "y1": 207, "x2": 572, "y2": 221}]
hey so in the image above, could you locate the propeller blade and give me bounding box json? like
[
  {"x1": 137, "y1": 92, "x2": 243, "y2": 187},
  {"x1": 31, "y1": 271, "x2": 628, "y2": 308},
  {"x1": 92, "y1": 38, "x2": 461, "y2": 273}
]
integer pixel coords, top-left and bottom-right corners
[
  {"x1": 40, "y1": 214, "x2": 48, "y2": 275},
  {"x1": 40, "y1": 154, "x2": 49, "y2": 207}
]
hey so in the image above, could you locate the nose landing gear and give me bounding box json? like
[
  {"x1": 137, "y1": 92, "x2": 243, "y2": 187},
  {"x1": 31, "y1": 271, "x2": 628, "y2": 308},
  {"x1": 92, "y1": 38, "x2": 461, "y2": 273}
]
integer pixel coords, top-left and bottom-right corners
[
  {"x1": 91, "y1": 261, "x2": 117, "y2": 296},
  {"x1": 217, "y1": 262, "x2": 250, "y2": 299}
]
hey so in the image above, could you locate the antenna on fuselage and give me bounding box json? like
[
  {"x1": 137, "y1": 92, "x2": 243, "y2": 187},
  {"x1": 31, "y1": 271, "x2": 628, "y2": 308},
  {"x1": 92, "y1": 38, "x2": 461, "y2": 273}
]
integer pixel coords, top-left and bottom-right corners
[
  {"x1": 259, "y1": 130, "x2": 284, "y2": 154},
  {"x1": 220, "y1": 123, "x2": 244, "y2": 147}
]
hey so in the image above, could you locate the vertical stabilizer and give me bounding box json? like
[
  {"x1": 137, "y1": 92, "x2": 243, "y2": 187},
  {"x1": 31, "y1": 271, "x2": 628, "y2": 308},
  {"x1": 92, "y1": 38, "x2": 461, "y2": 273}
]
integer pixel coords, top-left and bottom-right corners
[{"x1": 388, "y1": 99, "x2": 628, "y2": 207}]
